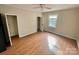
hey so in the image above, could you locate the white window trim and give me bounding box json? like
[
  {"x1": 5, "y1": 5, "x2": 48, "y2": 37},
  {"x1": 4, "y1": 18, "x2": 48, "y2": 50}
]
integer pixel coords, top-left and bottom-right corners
[{"x1": 48, "y1": 15, "x2": 58, "y2": 28}]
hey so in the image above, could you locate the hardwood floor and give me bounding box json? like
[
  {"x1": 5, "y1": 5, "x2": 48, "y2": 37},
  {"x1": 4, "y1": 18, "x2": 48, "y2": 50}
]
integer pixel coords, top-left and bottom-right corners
[{"x1": 0, "y1": 32, "x2": 79, "y2": 55}]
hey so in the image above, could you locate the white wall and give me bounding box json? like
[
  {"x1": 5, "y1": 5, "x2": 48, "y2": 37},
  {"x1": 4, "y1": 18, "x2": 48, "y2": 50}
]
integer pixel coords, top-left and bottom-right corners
[
  {"x1": 0, "y1": 5, "x2": 41, "y2": 37},
  {"x1": 7, "y1": 15, "x2": 18, "y2": 36},
  {"x1": 42, "y1": 8, "x2": 79, "y2": 40}
]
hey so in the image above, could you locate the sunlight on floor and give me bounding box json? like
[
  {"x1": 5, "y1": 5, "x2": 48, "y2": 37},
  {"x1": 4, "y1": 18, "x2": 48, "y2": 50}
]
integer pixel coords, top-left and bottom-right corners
[{"x1": 47, "y1": 35, "x2": 58, "y2": 53}]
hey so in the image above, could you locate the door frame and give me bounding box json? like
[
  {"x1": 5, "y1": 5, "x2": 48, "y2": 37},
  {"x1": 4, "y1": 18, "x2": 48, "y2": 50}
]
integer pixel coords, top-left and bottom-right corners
[
  {"x1": 5, "y1": 13, "x2": 18, "y2": 46},
  {"x1": 37, "y1": 17, "x2": 41, "y2": 32}
]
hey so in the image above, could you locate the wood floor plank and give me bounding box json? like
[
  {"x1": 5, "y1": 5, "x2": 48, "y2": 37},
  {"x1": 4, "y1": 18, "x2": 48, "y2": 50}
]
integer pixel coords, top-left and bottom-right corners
[{"x1": 0, "y1": 32, "x2": 78, "y2": 55}]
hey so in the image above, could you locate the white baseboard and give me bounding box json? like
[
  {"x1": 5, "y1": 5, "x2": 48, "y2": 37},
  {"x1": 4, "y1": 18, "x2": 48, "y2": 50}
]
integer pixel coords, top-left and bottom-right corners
[{"x1": 45, "y1": 30, "x2": 76, "y2": 40}]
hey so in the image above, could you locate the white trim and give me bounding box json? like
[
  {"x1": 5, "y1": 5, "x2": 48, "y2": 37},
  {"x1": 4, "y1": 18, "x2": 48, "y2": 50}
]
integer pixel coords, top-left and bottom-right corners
[
  {"x1": 5, "y1": 14, "x2": 12, "y2": 46},
  {"x1": 45, "y1": 30, "x2": 76, "y2": 40},
  {"x1": 76, "y1": 37, "x2": 79, "y2": 48},
  {"x1": 5, "y1": 13, "x2": 17, "y2": 16}
]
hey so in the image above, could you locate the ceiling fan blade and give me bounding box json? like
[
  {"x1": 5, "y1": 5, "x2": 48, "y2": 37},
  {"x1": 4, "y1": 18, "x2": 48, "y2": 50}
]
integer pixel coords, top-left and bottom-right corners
[
  {"x1": 33, "y1": 4, "x2": 52, "y2": 10},
  {"x1": 45, "y1": 7, "x2": 52, "y2": 9},
  {"x1": 34, "y1": 7, "x2": 41, "y2": 8}
]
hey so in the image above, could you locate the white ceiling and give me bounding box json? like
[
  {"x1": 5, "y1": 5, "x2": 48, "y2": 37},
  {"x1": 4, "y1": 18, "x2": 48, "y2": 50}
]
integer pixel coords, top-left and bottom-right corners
[{"x1": 5, "y1": 4, "x2": 79, "y2": 12}]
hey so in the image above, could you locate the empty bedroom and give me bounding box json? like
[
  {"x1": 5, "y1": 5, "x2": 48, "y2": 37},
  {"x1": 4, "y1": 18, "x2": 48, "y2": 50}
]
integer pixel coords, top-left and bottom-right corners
[{"x1": 0, "y1": 4, "x2": 79, "y2": 55}]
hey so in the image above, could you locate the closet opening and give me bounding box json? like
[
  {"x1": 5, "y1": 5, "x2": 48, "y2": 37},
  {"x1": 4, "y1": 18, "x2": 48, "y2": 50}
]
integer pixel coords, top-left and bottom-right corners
[{"x1": 6, "y1": 15, "x2": 19, "y2": 45}]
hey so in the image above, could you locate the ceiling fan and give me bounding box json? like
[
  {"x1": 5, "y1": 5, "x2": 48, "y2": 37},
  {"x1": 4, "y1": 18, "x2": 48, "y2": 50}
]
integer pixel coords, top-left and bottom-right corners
[{"x1": 34, "y1": 4, "x2": 52, "y2": 10}]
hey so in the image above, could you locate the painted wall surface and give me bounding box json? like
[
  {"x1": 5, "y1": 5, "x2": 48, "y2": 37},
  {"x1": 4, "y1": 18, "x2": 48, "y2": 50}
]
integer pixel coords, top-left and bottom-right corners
[
  {"x1": 0, "y1": 5, "x2": 41, "y2": 37},
  {"x1": 42, "y1": 8, "x2": 79, "y2": 40}
]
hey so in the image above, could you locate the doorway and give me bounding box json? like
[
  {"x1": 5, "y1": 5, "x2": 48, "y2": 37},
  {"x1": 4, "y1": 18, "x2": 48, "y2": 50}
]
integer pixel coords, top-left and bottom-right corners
[
  {"x1": 6, "y1": 15, "x2": 19, "y2": 40},
  {"x1": 37, "y1": 17, "x2": 41, "y2": 32}
]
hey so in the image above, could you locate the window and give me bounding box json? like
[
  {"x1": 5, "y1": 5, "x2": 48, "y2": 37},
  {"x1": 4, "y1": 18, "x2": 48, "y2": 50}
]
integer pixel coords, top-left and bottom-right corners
[{"x1": 48, "y1": 15, "x2": 58, "y2": 28}]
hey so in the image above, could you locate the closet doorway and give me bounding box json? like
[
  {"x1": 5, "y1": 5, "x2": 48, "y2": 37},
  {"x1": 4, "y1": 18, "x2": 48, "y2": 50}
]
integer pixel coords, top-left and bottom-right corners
[
  {"x1": 37, "y1": 17, "x2": 41, "y2": 32},
  {"x1": 6, "y1": 15, "x2": 19, "y2": 42}
]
